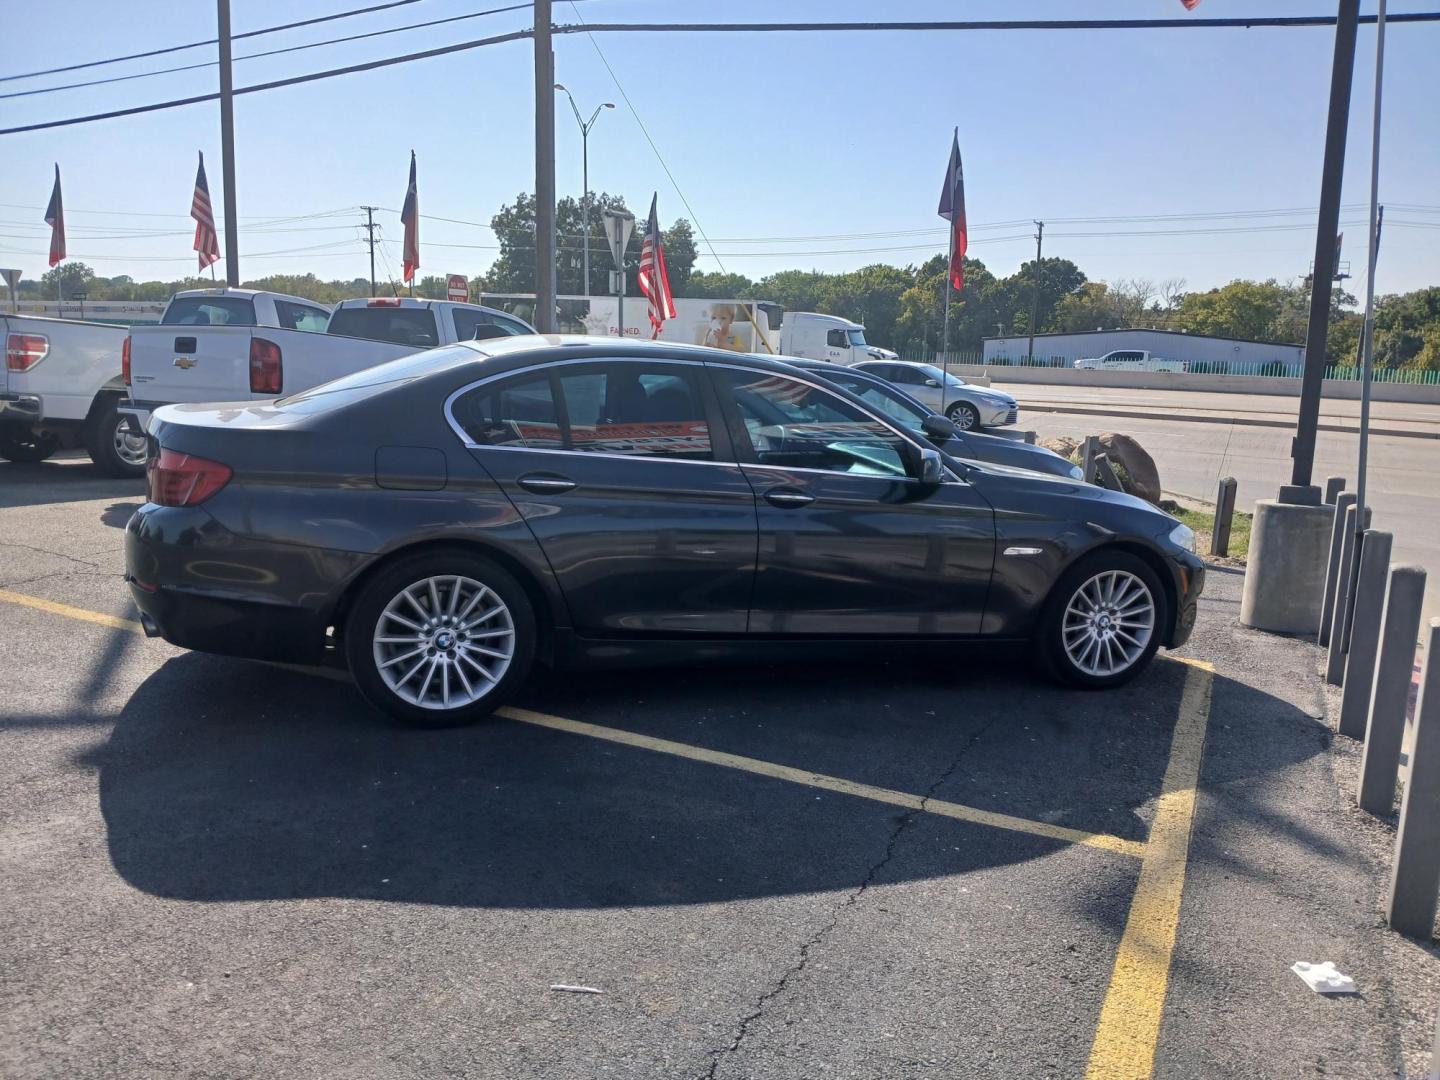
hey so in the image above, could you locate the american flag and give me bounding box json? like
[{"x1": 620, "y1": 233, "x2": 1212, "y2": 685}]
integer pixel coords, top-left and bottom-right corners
[
  {"x1": 636, "y1": 193, "x2": 676, "y2": 339},
  {"x1": 191, "y1": 151, "x2": 221, "y2": 271},
  {"x1": 44, "y1": 164, "x2": 65, "y2": 268},
  {"x1": 401, "y1": 150, "x2": 419, "y2": 283}
]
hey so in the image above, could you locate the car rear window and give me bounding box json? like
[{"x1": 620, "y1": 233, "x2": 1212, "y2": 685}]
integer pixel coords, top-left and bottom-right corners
[
  {"x1": 161, "y1": 296, "x2": 257, "y2": 326},
  {"x1": 328, "y1": 306, "x2": 439, "y2": 348}
]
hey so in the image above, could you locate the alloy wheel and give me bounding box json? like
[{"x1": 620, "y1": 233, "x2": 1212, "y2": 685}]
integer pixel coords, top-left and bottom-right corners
[
  {"x1": 372, "y1": 574, "x2": 515, "y2": 710},
  {"x1": 114, "y1": 421, "x2": 147, "y2": 467},
  {"x1": 1061, "y1": 569, "x2": 1155, "y2": 677}
]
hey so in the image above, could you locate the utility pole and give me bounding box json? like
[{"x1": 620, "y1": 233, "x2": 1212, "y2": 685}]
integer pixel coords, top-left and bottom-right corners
[
  {"x1": 1291, "y1": 0, "x2": 1360, "y2": 495},
  {"x1": 360, "y1": 206, "x2": 379, "y2": 296},
  {"x1": 533, "y1": 0, "x2": 557, "y2": 332},
  {"x1": 216, "y1": 0, "x2": 240, "y2": 288},
  {"x1": 1027, "y1": 220, "x2": 1044, "y2": 363}
]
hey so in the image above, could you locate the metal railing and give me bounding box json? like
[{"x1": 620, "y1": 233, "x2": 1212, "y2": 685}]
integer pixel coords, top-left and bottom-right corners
[{"x1": 902, "y1": 349, "x2": 1440, "y2": 384}]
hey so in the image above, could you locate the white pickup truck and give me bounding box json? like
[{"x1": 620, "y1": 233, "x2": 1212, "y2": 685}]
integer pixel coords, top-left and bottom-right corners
[
  {"x1": 125, "y1": 293, "x2": 535, "y2": 427},
  {"x1": 1072, "y1": 349, "x2": 1187, "y2": 373},
  {"x1": 0, "y1": 313, "x2": 141, "y2": 475}
]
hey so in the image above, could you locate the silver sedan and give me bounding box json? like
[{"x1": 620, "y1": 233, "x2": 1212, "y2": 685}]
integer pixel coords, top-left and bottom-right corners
[{"x1": 851, "y1": 361, "x2": 1018, "y2": 431}]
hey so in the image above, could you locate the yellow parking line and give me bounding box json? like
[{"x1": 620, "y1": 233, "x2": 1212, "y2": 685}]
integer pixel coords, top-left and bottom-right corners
[
  {"x1": 0, "y1": 588, "x2": 144, "y2": 636},
  {"x1": 499, "y1": 706, "x2": 1146, "y2": 859},
  {"x1": 1085, "y1": 658, "x2": 1215, "y2": 1080}
]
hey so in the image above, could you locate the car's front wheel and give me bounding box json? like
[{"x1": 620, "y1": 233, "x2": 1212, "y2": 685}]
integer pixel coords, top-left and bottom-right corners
[
  {"x1": 1039, "y1": 551, "x2": 1166, "y2": 689},
  {"x1": 947, "y1": 401, "x2": 981, "y2": 431},
  {"x1": 345, "y1": 552, "x2": 536, "y2": 727}
]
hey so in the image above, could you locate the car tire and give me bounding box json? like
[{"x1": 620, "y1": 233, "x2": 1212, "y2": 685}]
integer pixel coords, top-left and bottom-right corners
[
  {"x1": 86, "y1": 397, "x2": 148, "y2": 478},
  {"x1": 0, "y1": 427, "x2": 60, "y2": 464},
  {"x1": 1037, "y1": 550, "x2": 1167, "y2": 690},
  {"x1": 345, "y1": 551, "x2": 536, "y2": 728},
  {"x1": 947, "y1": 401, "x2": 981, "y2": 431}
]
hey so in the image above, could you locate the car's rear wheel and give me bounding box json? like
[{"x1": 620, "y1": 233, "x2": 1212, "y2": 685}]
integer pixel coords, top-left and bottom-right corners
[
  {"x1": 0, "y1": 427, "x2": 59, "y2": 464},
  {"x1": 947, "y1": 401, "x2": 981, "y2": 431},
  {"x1": 345, "y1": 552, "x2": 535, "y2": 727},
  {"x1": 86, "y1": 397, "x2": 147, "y2": 478},
  {"x1": 1039, "y1": 551, "x2": 1166, "y2": 689}
]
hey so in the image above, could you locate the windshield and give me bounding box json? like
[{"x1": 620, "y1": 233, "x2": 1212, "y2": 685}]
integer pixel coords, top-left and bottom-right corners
[
  {"x1": 847, "y1": 329, "x2": 868, "y2": 348},
  {"x1": 815, "y1": 372, "x2": 929, "y2": 433},
  {"x1": 328, "y1": 306, "x2": 438, "y2": 348},
  {"x1": 162, "y1": 296, "x2": 256, "y2": 327}
]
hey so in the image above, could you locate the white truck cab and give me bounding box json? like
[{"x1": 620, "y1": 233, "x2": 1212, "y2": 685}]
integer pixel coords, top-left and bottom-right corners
[
  {"x1": 160, "y1": 287, "x2": 331, "y2": 333},
  {"x1": 776, "y1": 312, "x2": 897, "y2": 366}
]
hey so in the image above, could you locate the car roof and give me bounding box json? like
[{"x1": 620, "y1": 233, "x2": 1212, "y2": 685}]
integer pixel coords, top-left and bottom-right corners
[
  {"x1": 170, "y1": 287, "x2": 327, "y2": 307},
  {"x1": 332, "y1": 297, "x2": 513, "y2": 314}
]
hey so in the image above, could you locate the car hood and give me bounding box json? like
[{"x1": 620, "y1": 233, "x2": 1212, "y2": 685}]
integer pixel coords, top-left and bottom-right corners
[
  {"x1": 940, "y1": 434, "x2": 1075, "y2": 479},
  {"x1": 963, "y1": 460, "x2": 1178, "y2": 523}
]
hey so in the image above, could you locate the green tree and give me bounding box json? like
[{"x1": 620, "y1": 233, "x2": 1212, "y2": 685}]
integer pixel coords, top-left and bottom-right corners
[
  {"x1": 40, "y1": 261, "x2": 96, "y2": 297},
  {"x1": 661, "y1": 219, "x2": 698, "y2": 295},
  {"x1": 1373, "y1": 287, "x2": 1440, "y2": 369},
  {"x1": 687, "y1": 270, "x2": 755, "y2": 298}
]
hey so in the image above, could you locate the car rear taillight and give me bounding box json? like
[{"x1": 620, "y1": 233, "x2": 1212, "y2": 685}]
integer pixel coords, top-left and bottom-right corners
[
  {"x1": 122, "y1": 335, "x2": 132, "y2": 385},
  {"x1": 367, "y1": 298, "x2": 402, "y2": 307},
  {"x1": 249, "y1": 337, "x2": 282, "y2": 395},
  {"x1": 146, "y1": 448, "x2": 232, "y2": 507},
  {"x1": 6, "y1": 333, "x2": 49, "y2": 372}
]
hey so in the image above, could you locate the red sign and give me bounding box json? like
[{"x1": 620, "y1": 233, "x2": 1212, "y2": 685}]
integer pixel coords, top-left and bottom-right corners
[{"x1": 446, "y1": 274, "x2": 468, "y2": 303}]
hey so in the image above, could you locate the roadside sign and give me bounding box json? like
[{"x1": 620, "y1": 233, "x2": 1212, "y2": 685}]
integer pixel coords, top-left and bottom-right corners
[
  {"x1": 602, "y1": 209, "x2": 634, "y2": 269},
  {"x1": 446, "y1": 274, "x2": 469, "y2": 303}
]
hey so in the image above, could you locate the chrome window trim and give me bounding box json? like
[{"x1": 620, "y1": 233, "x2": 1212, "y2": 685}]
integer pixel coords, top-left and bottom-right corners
[{"x1": 442, "y1": 354, "x2": 960, "y2": 482}]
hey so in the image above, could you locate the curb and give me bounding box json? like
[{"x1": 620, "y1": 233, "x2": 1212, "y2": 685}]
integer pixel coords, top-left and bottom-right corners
[{"x1": 1019, "y1": 403, "x2": 1440, "y2": 440}]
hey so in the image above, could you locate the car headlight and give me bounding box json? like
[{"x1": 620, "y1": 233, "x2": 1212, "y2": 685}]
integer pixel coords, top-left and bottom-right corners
[{"x1": 1168, "y1": 523, "x2": 1196, "y2": 552}]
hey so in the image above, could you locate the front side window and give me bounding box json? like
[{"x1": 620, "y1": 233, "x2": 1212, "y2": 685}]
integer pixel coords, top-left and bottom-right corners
[
  {"x1": 889, "y1": 366, "x2": 928, "y2": 386},
  {"x1": 825, "y1": 329, "x2": 849, "y2": 348},
  {"x1": 453, "y1": 362, "x2": 712, "y2": 460},
  {"x1": 273, "y1": 299, "x2": 329, "y2": 333},
  {"x1": 720, "y1": 368, "x2": 910, "y2": 477}
]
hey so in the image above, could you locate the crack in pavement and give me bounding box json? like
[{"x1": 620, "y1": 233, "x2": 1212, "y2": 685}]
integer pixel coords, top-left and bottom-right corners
[
  {"x1": 0, "y1": 541, "x2": 110, "y2": 575},
  {"x1": 700, "y1": 714, "x2": 1005, "y2": 1080}
]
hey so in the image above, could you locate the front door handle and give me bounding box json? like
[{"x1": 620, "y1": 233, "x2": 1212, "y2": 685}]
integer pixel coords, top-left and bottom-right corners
[
  {"x1": 517, "y1": 473, "x2": 576, "y2": 494},
  {"x1": 763, "y1": 487, "x2": 814, "y2": 509}
]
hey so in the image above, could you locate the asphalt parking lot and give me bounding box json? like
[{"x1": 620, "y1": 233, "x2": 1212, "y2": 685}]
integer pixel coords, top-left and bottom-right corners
[{"x1": 1, "y1": 453, "x2": 1434, "y2": 1079}]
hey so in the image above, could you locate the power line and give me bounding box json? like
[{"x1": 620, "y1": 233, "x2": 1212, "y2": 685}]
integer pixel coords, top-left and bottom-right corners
[
  {"x1": 0, "y1": 29, "x2": 532, "y2": 136},
  {"x1": 564, "y1": 1, "x2": 728, "y2": 275},
  {"x1": 1, "y1": 2, "x2": 536, "y2": 101},
  {"x1": 0, "y1": 0, "x2": 429, "y2": 84}
]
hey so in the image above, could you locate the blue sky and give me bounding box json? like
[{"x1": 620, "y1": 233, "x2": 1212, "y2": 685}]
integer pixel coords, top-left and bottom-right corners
[{"x1": 3, "y1": 0, "x2": 1437, "y2": 297}]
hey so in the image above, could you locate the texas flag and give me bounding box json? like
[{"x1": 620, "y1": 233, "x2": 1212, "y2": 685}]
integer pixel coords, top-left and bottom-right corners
[
  {"x1": 937, "y1": 129, "x2": 966, "y2": 291},
  {"x1": 400, "y1": 150, "x2": 419, "y2": 283},
  {"x1": 44, "y1": 164, "x2": 65, "y2": 268}
]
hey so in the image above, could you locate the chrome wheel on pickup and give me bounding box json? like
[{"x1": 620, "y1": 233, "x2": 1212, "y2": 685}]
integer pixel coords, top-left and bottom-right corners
[{"x1": 86, "y1": 397, "x2": 147, "y2": 478}]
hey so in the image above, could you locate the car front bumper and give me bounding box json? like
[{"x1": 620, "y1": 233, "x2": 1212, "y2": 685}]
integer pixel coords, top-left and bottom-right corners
[
  {"x1": 1168, "y1": 550, "x2": 1205, "y2": 648},
  {"x1": 978, "y1": 400, "x2": 1018, "y2": 427}
]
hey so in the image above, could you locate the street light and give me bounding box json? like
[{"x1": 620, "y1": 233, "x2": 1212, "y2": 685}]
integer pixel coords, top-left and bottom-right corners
[{"x1": 554, "y1": 83, "x2": 614, "y2": 297}]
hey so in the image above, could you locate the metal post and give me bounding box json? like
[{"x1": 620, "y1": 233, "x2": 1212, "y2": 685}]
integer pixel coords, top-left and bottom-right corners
[
  {"x1": 1080, "y1": 436, "x2": 1099, "y2": 485},
  {"x1": 216, "y1": 0, "x2": 240, "y2": 288},
  {"x1": 1324, "y1": 476, "x2": 1346, "y2": 504},
  {"x1": 1320, "y1": 491, "x2": 1357, "y2": 645},
  {"x1": 581, "y1": 128, "x2": 589, "y2": 298},
  {"x1": 1386, "y1": 618, "x2": 1440, "y2": 937},
  {"x1": 1338, "y1": 529, "x2": 1394, "y2": 738},
  {"x1": 1027, "y1": 220, "x2": 1043, "y2": 363},
  {"x1": 1325, "y1": 502, "x2": 1369, "y2": 684},
  {"x1": 533, "y1": 0, "x2": 556, "y2": 332},
  {"x1": 1291, "y1": 0, "x2": 1360, "y2": 493},
  {"x1": 616, "y1": 268, "x2": 625, "y2": 339},
  {"x1": 1212, "y1": 477, "x2": 1238, "y2": 557},
  {"x1": 1357, "y1": 565, "x2": 1427, "y2": 816}
]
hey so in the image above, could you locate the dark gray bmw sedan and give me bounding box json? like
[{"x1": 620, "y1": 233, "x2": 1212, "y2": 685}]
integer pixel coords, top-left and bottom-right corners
[{"x1": 124, "y1": 337, "x2": 1203, "y2": 727}]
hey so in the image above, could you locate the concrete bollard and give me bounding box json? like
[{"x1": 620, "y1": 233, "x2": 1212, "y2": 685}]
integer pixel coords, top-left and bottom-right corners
[
  {"x1": 1022, "y1": 430, "x2": 1037, "y2": 445},
  {"x1": 1324, "y1": 504, "x2": 1371, "y2": 685},
  {"x1": 1338, "y1": 530, "x2": 1394, "y2": 738},
  {"x1": 1239, "y1": 498, "x2": 1335, "y2": 635},
  {"x1": 1386, "y1": 618, "x2": 1440, "y2": 939},
  {"x1": 1319, "y1": 492, "x2": 1358, "y2": 647},
  {"x1": 1357, "y1": 566, "x2": 1428, "y2": 817},
  {"x1": 1211, "y1": 476, "x2": 1238, "y2": 558},
  {"x1": 1323, "y1": 476, "x2": 1346, "y2": 505},
  {"x1": 1338, "y1": 512, "x2": 1374, "y2": 656}
]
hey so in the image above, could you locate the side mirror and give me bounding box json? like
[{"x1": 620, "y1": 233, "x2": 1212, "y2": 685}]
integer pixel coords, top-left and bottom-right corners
[
  {"x1": 921, "y1": 413, "x2": 957, "y2": 440},
  {"x1": 924, "y1": 378, "x2": 940, "y2": 387},
  {"x1": 916, "y1": 447, "x2": 946, "y2": 485}
]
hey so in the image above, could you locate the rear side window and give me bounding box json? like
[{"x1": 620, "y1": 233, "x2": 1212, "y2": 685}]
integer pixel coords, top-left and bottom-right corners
[
  {"x1": 273, "y1": 299, "x2": 329, "y2": 332},
  {"x1": 453, "y1": 362, "x2": 712, "y2": 460},
  {"x1": 328, "y1": 306, "x2": 438, "y2": 348},
  {"x1": 452, "y1": 308, "x2": 532, "y2": 341},
  {"x1": 162, "y1": 296, "x2": 257, "y2": 326},
  {"x1": 452, "y1": 374, "x2": 563, "y2": 449}
]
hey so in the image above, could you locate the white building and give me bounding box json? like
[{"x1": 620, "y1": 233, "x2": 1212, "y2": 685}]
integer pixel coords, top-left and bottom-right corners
[{"x1": 983, "y1": 328, "x2": 1305, "y2": 373}]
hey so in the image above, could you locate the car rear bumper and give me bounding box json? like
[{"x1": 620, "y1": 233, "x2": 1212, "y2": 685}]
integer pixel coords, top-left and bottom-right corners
[{"x1": 125, "y1": 502, "x2": 354, "y2": 664}]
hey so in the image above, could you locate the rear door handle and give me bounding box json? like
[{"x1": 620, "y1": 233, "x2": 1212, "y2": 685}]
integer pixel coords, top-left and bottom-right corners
[
  {"x1": 517, "y1": 473, "x2": 576, "y2": 494},
  {"x1": 763, "y1": 488, "x2": 814, "y2": 509}
]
